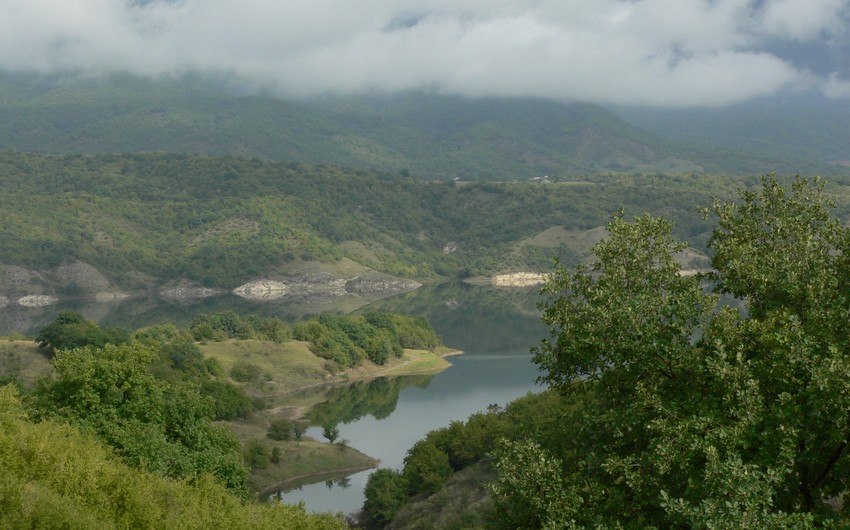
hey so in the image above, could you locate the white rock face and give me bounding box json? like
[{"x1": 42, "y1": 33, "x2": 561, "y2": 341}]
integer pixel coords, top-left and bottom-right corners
[
  {"x1": 233, "y1": 280, "x2": 291, "y2": 301},
  {"x1": 17, "y1": 295, "x2": 59, "y2": 307},
  {"x1": 490, "y1": 272, "x2": 547, "y2": 287}
]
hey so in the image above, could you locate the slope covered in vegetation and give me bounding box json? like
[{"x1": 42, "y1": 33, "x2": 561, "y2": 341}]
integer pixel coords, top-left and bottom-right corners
[
  {"x1": 5, "y1": 151, "x2": 843, "y2": 293},
  {"x1": 0, "y1": 71, "x2": 825, "y2": 178},
  {"x1": 0, "y1": 385, "x2": 346, "y2": 529}
]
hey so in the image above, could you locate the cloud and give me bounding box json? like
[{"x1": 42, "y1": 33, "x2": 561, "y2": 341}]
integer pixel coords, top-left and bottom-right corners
[{"x1": 0, "y1": 0, "x2": 848, "y2": 107}]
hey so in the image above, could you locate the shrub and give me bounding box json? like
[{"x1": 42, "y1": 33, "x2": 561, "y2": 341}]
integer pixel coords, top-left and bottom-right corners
[
  {"x1": 267, "y1": 418, "x2": 294, "y2": 441},
  {"x1": 229, "y1": 360, "x2": 263, "y2": 383}
]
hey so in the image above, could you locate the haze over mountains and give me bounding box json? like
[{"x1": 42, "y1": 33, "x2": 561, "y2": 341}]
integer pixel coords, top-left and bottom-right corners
[{"x1": 0, "y1": 71, "x2": 847, "y2": 180}]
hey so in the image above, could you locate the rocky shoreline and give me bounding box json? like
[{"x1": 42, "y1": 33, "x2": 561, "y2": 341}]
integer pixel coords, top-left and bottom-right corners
[
  {"x1": 465, "y1": 271, "x2": 548, "y2": 287},
  {"x1": 1, "y1": 261, "x2": 422, "y2": 306}
]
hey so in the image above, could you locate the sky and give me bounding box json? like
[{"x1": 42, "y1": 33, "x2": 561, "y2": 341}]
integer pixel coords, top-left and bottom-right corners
[{"x1": 1, "y1": 0, "x2": 849, "y2": 107}]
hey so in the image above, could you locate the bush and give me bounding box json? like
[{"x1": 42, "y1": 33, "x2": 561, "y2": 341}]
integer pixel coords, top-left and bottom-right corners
[
  {"x1": 267, "y1": 418, "x2": 294, "y2": 441},
  {"x1": 35, "y1": 310, "x2": 129, "y2": 355},
  {"x1": 402, "y1": 440, "x2": 452, "y2": 496},
  {"x1": 363, "y1": 469, "x2": 409, "y2": 526},
  {"x1": 229, "y1": 360, "x2": 263, "y2": 383},
  {"x1": 200, "y1": 380, "x2": 254, "y2": 420},
  {"x1": 244, "y1": 439, "x2": 269, "y2": 470}
]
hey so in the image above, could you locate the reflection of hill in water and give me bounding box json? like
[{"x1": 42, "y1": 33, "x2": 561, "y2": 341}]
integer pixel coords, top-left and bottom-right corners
[
  {"x1": 2, "y1": 282, "x2": 547, "y2": 359},
  {"x1": 306, "y1": 375, "x2": 434, "y2": 427},
  {"x1": 365, "y1": 282, "x2": 546, "y2": 355},
  {"x1": 0, "y1": 290, "x2": 393, "y2": 336}
]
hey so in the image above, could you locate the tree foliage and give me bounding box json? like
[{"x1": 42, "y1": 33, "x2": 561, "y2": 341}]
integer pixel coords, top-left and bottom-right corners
[
  {"x1": 31, "y1": 342, "x2": 249, "y2": 494},
  {"x1": 0, "y1": 385, "x2": 346, "y2": 530},
  {"x1": 508, "y1": 176, "x2": 850, "y2": 528},
  {"x1": 1, "y1": 151, "x2": 795, "y2": 286},
  {"x1": 292, "y1": 312, "x2": 437, "y2": 369},
  {"x1": 363, "y1": 469, "x2": 409, "y2": 527},
  {"x1": 190, "y1": 311, "x2": 291, "y2": 343},
  {"x1": 35, "y1": 309, "x2": 129, "y2": 355}
]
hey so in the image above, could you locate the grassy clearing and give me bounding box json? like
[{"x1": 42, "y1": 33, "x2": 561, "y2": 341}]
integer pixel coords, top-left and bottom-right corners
[
  {"x1": 199, "y1": 340, "x2": 454, "y2": 400},
  {"x1": 199, "y1": 339, "x2": 332, "y2": 396},
  {"x1": 0, "y1": 339, "x2": 51, "y2": 387}
]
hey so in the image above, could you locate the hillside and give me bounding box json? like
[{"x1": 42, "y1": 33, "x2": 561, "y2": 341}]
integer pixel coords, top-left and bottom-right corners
[
  {"x1": 614, "y1": 95, "x2": 850, "y2": 169},
  {"x1": 0, "y1": 71, "x2": 830, "y2": 179},
  {"x1": 0, "y1": 151, "x2": 810, "y2": 296}
]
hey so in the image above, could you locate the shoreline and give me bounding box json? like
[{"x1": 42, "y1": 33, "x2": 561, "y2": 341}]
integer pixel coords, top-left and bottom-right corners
[
  {"x1": 257, "y1": 463, "x2": 380, "y2": 499},
  {"x1": 268, "y1": 347, "x2": 464, "y2": 403},
  {"x1": 232, "y1": 346, "x2": 463, "y2": 495}
]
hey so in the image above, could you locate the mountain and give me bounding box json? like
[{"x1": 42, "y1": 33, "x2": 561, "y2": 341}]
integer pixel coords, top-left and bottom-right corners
[
  {"x1": 0, "y1": 71, "x2": 833, "y2": 179},
  {"x1": 612, "y1": 95, "x2": 850, "y2": 171}
]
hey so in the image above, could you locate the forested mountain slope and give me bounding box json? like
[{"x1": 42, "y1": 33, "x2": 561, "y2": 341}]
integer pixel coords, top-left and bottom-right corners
[
  {"x1": 0, "y1": 71, "x2": 827, "y2": 179},
  {"x1": 2, "y1": 152, "x2": 849, "y2": 296},
  {"x1": 614, "y1": 95, "x2": 850, "y2": 168},
  {"x1": 0, "y1": 152, "x2": 847, "y2": 296}
]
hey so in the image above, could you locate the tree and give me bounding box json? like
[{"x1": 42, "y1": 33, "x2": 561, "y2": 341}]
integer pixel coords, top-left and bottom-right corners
[
  {"x1": 363, "y1": 468, "x2": 409, "y2": 527},
  {"x1": 321, "y1": 424, "x2": 340, "y2": 444},
  {"x1": 402, "y1": 439, "x2": 452, "y2": 496},
  {"x1": 35, "y1": 309, "x2": 128, "y2": 354},
  {"x1": 504, "y1": 177, "x2": 850, "y2": 528},
  {"x1": 267, "y1": 418, "x2": 295, "y2": 441},
  {"x1": 32, "y1": 342, "x2": 248, "y2": 494},
  {"x1": 292, "y1": 420, "x2": 308, "y2": 440}
]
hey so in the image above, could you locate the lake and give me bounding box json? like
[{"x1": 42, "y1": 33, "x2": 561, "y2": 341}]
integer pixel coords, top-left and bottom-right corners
[{"x1": 1, "y1": 280, "x2": 548, "y2": 516}]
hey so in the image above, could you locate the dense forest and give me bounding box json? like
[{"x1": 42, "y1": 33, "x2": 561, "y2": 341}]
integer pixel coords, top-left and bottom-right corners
[{"x1": 5, "y1": 151, "x2": 850, "y2": 293}]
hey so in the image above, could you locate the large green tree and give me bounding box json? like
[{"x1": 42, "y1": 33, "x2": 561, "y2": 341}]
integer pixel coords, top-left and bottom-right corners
[
  {"x1": 497, "y1": 176, "x2": 850, "y2": 528},
  {"x1": 32, "y1": 342, "x2": 248, "y2": 493}
]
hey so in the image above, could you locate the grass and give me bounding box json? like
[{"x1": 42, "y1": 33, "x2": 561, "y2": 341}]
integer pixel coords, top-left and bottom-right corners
[
  {"x1": 199, "y1": 339, "x2": 331, "y2": 396},
  {"x1": 199, "y1": 340, "x2": 454, "y2": 400}
]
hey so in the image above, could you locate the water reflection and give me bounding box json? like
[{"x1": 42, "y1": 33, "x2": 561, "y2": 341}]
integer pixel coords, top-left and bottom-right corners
[
  {"x1": 305, "y1": 375, "x2": 435, "y2": 427},
  {"x1": 275, "y1": 352, "x2": 541, "y2": 514}
]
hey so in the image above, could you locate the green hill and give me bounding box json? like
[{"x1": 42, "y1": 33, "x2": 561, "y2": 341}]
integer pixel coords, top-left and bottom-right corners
[{"x1": 2, "y1": 151, "x2": 849, "y2": 296}]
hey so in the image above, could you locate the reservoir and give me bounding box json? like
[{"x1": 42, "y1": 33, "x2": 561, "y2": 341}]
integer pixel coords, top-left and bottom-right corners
[
  {"x1": 277, "y1": 282, "x2": 546, "y2": 514},
  {"x1": 1, "y1": 280, "x2": 547, "y2": 517}
]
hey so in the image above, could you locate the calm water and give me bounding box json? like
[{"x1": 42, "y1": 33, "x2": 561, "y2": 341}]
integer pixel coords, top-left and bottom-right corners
[
  {"x1": 278, "y1": 283, "x2": 546, "y2": 514},
  {"x1": 279, "y1": 351, "x2": 541, "y2": 514},
  {"x1": 2, "y1": 281, "x2": 547, "y2": 516}
]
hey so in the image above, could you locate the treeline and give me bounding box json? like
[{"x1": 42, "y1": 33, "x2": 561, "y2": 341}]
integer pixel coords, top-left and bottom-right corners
[
  {"x1": 293, "y1": 312, "x2": 439, "y2": 369},
  {"x1": 3, "y1": 152, "x2": 837, "y2": 288}
]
